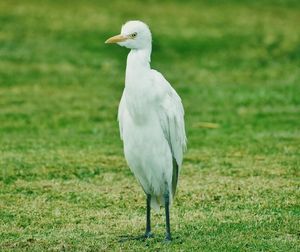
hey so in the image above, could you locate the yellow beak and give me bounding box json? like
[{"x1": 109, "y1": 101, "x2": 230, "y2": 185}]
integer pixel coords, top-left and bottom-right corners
[{"x1": 105, "y1": 34, "x2": 128, "y2": 44}]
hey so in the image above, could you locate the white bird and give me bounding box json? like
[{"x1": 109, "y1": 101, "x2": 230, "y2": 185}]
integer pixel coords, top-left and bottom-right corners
[{"x1": 105, "y1": 20, "x2": 186, "y2": 241}]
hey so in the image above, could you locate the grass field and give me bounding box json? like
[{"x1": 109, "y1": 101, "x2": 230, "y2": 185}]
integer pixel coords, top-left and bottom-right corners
[{"x1": 0, "y1": 0, "x2": 300, "y2": 251}]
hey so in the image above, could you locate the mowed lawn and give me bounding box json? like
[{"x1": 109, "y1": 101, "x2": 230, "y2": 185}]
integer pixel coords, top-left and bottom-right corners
[{"x1": 0, "y1": 0, "x2": 299, "y2": 251}]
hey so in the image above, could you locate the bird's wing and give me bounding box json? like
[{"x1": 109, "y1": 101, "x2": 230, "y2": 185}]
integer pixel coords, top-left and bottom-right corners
[
  {"x1": 118, "y1": 91, "x2": 126, "y2": 140},
  {"x1": 152, "y1": 70, "x2": 187, "y2": 169}
]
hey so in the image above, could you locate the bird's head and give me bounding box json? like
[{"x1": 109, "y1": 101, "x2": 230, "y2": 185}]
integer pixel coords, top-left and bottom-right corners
[{"x1": 105, "y1": 20, "x2": 152, "y2": 50}]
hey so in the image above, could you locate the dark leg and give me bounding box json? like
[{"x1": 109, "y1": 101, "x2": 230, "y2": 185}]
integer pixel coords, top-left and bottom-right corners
[
  {"x1": 118, "y1": 194, "x2": 153, "y2": 242},
  {"x1": 144, "y1": 194, "x2": 153, "y2": 238},
  {"x1": 164, "y1": 193, "x2": 172, "y2": 241}
]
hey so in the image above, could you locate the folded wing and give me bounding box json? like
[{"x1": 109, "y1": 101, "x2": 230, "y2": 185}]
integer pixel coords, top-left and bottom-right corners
[{"x1": 152, "y1": 70, "x2": 187, "y2": 168}]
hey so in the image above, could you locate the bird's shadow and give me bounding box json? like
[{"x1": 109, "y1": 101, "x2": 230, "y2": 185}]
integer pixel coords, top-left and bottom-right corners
[
  {"x1": 118, "y1": 234, "x2": 149, "y2": 243},
  {"x1": 118, "y1": 234, "x2": 183, "y2": 244}
]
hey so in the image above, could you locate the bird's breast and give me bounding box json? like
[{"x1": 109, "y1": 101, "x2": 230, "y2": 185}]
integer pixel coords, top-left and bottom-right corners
[
  {"x1": 124, "y1": 77, "x2": 160, "y2": 125},
  {"x1": 124, "y1": 90, "x2": 156, "y2": 125}
]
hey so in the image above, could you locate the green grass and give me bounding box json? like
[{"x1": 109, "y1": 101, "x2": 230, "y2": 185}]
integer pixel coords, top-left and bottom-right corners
[{"x1": 0, "y1": 0, "x2": 299, "y2": 251}]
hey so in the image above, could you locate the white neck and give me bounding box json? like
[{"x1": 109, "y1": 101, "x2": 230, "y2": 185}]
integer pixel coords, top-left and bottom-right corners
[
  {"x1": 125, "y1": 47, "x2": 152, "y2": 86},
  {"x1": 130, "y1": 47, "x2": 152, "y2": 64},
  {"x1": 123, "y1": 46, "x2": 154, "y2": 122}
]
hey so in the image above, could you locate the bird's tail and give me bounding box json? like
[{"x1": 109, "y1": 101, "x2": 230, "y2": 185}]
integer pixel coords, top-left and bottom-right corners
[
  {"x1": 150, "y1": 158, "x2": 179, "y2": 211},
  {"x1": 150, "y1": 197, "x2": 161, "y2": 211},
  {"x1": 171, "y1": 158, "x2": 179, "y2": 198},
  {"x1": 150, "y1": 190, "x2": 175, "y2": 211}
]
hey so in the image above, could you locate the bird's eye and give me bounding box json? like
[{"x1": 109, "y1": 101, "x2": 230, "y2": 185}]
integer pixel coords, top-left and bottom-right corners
[{"x1": 130, "y1": 32, "x2": 137, "y2": 38}]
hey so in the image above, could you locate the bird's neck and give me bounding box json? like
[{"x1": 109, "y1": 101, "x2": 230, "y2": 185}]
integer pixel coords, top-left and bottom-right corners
[
  {"x1": 124, "y1": 47, "x2": 154, "y2": 122},
  {"x1": 129, "y1": 47, "x2": 152, "y2": 65},
  {"x1": 125, "y1": 48, "x2": 152, "y2": 83}
]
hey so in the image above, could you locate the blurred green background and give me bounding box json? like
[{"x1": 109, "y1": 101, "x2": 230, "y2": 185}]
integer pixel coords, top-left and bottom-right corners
[{"x1": 0, "y1": 0, "x2": 299, "y2": 251}]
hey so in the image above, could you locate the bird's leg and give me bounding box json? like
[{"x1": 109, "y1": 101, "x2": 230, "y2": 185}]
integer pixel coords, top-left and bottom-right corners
[
  {"x1": 144, "y1": 194, "x2": 153, "y2": 238},
  {"x1": 164, "y1": 192, "x2": 172, "y2": 241}
]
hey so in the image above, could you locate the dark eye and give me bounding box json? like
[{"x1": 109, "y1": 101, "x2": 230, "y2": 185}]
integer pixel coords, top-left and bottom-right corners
[{"x1": 131, "y1": 32, "x2": 137, "y2": 38}]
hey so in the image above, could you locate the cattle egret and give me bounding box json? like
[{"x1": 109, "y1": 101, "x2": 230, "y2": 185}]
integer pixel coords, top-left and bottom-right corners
[{"x1": 105, "y1": 20, "x2": 186, "y2": 241}]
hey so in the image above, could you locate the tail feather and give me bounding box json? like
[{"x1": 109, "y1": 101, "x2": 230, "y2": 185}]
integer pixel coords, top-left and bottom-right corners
[
  {"x1": 172, "y1": 157, "x2": 179, "y2": 198},
  {"x1": 151, "y1": 196, "x2": 161, "y2": 211},
  {"x1": 150, "y1": 158, "x2": 179, "y2": 211}
]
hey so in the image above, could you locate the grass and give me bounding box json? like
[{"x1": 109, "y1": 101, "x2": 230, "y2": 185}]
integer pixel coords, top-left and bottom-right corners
[{"x1": 0, "y1": 0, "x2": 299, "y2": 251}]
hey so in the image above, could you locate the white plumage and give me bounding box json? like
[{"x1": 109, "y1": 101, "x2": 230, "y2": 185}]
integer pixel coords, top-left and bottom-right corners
[{"x1": 106, "y1": 20, "x2": 186, "y2": 240}]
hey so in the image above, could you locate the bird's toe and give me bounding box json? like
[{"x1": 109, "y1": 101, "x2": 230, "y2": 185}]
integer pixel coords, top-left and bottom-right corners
[
  {"x1": 144, "y1": 232, "x2": 154, "y2": 239},
  {"x1": 164, "y1": 233, "x2": 172, "y2": 242}
]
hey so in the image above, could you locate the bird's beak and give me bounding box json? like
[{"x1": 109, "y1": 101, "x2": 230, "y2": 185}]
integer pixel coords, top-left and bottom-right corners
[{"x1": 105, "y1": 34, "x2": 128, "y2": 44}]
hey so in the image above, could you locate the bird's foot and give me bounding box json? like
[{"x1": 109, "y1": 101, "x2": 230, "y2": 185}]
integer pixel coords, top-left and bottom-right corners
[
  {"x1": 144, "y1": 231, "x2": 154, "y2": 239},
  {"x1": 118, "y1": 233, "x2": 153, "y2": 242},
  {"x1": 131, "y1": 232, "x2": 153, "y2": 241},
  {"x1": 164, "y1": 233, "x2": 172, "y2": 242}
]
